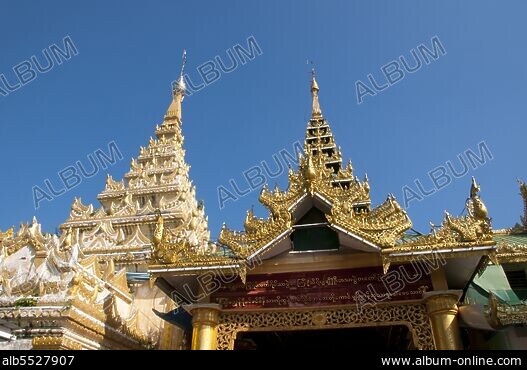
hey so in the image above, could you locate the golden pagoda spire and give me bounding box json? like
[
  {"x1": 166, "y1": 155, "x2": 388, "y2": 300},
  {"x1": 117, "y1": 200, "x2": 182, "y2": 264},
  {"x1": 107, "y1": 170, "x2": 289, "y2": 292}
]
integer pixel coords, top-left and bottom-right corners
[
  {"x1": 166, "y1": 50, "x2": 187, "y2": 123},
  {"x1": 311, "y1": 68, "x2": 322, "y2": 119},
  {"x1": 303, "y1": 68, "x2": 346, "y2": 175}
]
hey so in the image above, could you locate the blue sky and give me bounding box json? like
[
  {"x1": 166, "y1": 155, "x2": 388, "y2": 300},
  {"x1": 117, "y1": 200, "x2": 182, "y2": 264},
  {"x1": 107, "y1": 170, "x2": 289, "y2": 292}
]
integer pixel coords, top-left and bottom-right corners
[{"x1": 1, "y1": 0, "x2": 526, "y2": 239}]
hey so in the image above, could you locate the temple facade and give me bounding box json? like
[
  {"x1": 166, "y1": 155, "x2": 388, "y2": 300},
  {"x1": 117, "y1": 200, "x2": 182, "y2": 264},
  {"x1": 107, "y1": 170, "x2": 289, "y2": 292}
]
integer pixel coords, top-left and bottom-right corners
[{"x1": 0, "y1": 61, "x2": 526, "y2": 350}]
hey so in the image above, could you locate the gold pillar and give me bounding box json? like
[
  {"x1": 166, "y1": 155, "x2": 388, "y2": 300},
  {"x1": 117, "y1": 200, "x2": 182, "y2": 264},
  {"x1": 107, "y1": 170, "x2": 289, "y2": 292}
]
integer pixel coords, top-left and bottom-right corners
[
  {"x1": 159, "y1": 299, "x2": 175, "y2": 350},
  {"x1": 423, "y1": 290, "x2": 463, "y2": 350},
  {"x1": 188, "y1": 304, "x2": 221, "y2": 350}
]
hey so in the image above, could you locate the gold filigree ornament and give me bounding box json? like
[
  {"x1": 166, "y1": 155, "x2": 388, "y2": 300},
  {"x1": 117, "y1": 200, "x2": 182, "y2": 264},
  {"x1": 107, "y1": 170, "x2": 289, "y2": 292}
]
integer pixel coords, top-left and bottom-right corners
[{"x1": 216, "y1": 304, "x2": 434, "y2": 350}]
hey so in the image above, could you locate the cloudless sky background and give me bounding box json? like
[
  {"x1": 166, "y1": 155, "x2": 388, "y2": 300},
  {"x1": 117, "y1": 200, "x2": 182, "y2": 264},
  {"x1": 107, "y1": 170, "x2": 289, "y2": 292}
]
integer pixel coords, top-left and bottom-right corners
[{"x1": 0, "y1": 1, "x2": 526, "y2": 239}]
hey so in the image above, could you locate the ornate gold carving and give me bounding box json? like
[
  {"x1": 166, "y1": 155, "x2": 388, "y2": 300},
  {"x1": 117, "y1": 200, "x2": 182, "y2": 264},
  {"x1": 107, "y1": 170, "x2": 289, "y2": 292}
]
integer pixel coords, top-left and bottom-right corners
[
  {"x1": 487, "y1": 293, "x2": 527, "y2": 327},
  {"x1": 495, "y1": 237, "x2": 527, "y2": 264},
  {"x1": 311, "y1": 311, "x2": 327, "y2": 326},
  {"x1": 32, "y1": 336, "x2": 83, "y2": 350},
  {"x1": 382, "y1": 178, "x2": 495, "y2": 271},
  {"x1": 152, "y1": 216, "x2": 183, "y2": 264},
  {"x1": 217, "y1": 304, "x2": 434, "y2": 350},
  {"x1": 150, "y1": 216, "x2": 226, "y2": 268},
  {"x1": 218, "y1": 76, "x2": 387, "y2": 260},
  {"x1": 328, "y1": 194, "x2": 412, "y2": 248},
  {"x1": 495, "y1": 304, "x2": 527, "y2": 326},
  {"x1": 217, "y1": 80, "x2": 496, "y2": 276},
  {"x1": 219, "y1": 116, "x2": 403, "y2": 259},
  {"x1": 219, "y1": 209, "x2": 292, "y2": 259}
]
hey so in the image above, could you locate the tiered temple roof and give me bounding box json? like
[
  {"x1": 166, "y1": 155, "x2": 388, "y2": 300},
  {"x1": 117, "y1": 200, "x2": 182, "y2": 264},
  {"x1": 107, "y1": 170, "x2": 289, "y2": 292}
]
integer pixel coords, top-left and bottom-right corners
[
  {"x1": 61, "y1": 62, "x2": 210, "y2": 268},
  {"x1": 0, "y1": 57, "x2": 212, "y2": 349},
  {"x1": 1, "y1": 61, "x2": 526, "y2": 349},
  {"x1": 152, "y1": 71, "x2": 498, "y2": 279}
]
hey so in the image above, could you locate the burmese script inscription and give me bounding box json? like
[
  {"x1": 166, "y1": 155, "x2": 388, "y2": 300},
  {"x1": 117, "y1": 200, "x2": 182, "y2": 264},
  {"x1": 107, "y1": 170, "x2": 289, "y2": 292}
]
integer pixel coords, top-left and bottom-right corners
[{"x1": 211, "y1": 266, "x2": 431, "y2": 309}]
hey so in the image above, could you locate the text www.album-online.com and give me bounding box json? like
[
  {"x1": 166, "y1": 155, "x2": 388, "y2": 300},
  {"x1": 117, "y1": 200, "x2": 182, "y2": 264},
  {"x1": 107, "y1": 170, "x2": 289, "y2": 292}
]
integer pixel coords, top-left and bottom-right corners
[{"x1": 381, "y1": 356, "x2": 522, "y2": 366}]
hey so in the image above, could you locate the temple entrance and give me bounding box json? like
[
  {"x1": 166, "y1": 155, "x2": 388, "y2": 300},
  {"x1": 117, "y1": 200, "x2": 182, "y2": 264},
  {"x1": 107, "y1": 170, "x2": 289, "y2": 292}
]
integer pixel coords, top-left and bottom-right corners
[
  {"x1": 216, "y1": 305, "x2": 435, "y2": 350},
  {"x1": 233, "y1": 325, "x2": 413, "y2": 350}
]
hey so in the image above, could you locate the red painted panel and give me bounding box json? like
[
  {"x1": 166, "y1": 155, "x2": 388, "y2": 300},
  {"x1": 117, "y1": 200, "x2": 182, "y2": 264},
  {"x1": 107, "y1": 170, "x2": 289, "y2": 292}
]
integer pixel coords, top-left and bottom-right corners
[{"x1": 211, "y1": 265, "x2": 432, "y2": 310}]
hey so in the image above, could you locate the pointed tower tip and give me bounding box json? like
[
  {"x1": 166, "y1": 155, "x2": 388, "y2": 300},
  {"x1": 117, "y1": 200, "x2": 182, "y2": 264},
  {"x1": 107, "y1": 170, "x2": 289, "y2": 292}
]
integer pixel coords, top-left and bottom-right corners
[
  {"x1": 166, "y1": 50, "x2": 187, "y2": 122},
  {"x1": 311, "y1": 68, "x2": 319, "y2": 92},
  {"x1": 173, "y1": 50, "x2": 187, "y2": 95},
  {"x1": 310, "y1": 67, "x2": 322, "y2": 119}
]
